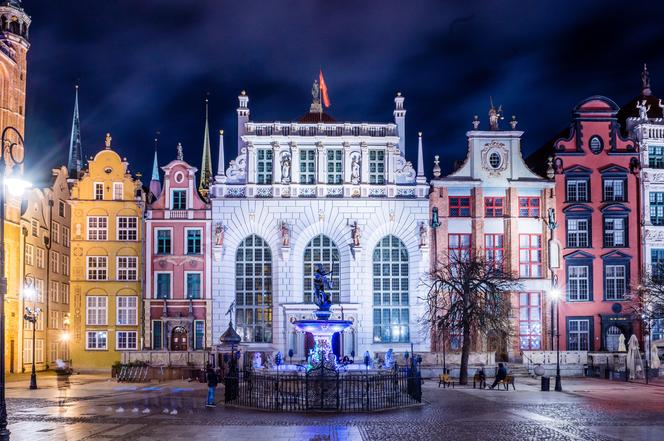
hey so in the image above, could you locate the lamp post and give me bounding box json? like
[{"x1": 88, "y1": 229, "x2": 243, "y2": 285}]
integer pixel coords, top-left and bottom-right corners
[
  {"x1": 22, "y1": 276, "x2": 40, "y2": 390},
  {"x1": 0, "y1": 125, "x2": 32, "y2": 441},
  {"x1": 549, "y1": 287, "x2": 562, "y2": 391}
]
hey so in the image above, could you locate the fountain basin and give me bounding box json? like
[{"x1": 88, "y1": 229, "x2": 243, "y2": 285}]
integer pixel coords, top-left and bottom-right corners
[{"x1": 292, "y1": 319, "x2": 353, "y2": 336}]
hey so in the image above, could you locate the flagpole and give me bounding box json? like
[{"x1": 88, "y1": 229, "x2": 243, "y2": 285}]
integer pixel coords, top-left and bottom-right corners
[{"x1": 319, "y1": 70, "x2": 323, "y2": 123}]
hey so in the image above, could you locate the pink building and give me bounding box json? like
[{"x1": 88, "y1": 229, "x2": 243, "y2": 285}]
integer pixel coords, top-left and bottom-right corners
[
  {"x1": 144, "y1": 146, "x2": 212, "y2": 351},
  {"x1": 549, "y1": 96, "x2": 640, "y2": 352}
]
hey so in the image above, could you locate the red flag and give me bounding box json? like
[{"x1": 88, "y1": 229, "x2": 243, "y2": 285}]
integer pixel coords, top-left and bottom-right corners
[{"x1": 319, "y1": 69, "x2": 330, "y2": 108}]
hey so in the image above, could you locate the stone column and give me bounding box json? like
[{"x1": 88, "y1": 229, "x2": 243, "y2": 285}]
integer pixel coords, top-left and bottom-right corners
[
  {"x1": 385, "y1": 143, "x2": 396, "y2": 184},
  {"x1": 360, "y1": 142, "x2": 369, "y2": 185},
  {"x1": 272, "y1": 141, "x2": 281, "y2": 184},
  {"x1": 316, "y1": 142, "x2": 326, "y2": 184},
  {"x1": 246, "y1": 142, "x2": 256, "y2": 184},
  {"x1": 342, "y1": 142, "x2": 352, "y2": 184},
  {"x1": 290, "y1": 142, "x2": 300, "y2": 185}
]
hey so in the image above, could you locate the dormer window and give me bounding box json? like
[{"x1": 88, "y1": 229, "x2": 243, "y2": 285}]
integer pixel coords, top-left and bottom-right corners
[
  {"x1": 94, "y1": 183, "x2": 104, "y2": 200},
  {"x1": 489, "y1": 152, "x2": 502, "y2": 169},
  {"x1": 171, "y1": 190, "x2": 186, "y2": 210}
]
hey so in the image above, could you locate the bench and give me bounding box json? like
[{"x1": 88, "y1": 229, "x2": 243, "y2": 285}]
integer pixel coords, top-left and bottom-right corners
[
  {"x1": 495, "y1": 375, "x2": 515, "y2": 390},
  {"x1": 438, "y1": 373, "x2": 455, "y2": 388},
  {"x1": 473, "y1": 373, "x2": 487, "y2": 389}
]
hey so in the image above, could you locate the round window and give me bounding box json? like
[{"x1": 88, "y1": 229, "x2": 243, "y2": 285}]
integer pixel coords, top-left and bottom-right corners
[
  {"x1": 174, "y1": 171, "x2": 185, "y2": 183},
  {"x1": 104, "y1": 167, "x2": 113, "y2": 174},
  {"x1": 589, "y1": 136, "x2": 603, "y2": 154},
  {"x1": 489, "y1": 152, "x2": 502, "y2": 169}
]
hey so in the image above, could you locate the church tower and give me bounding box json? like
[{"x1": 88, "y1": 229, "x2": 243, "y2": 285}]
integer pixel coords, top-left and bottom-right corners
[{"x1": 0, "y1": 0, "x2": 30, "y2": 174}]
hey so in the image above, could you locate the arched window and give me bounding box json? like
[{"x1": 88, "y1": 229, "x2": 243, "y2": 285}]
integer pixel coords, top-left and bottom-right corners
[
  {"x1": 303, "y1": 234, "x2": 340, "y2": 303},
  {"x1": 235, "y1": 235, "x2": 272, "y2": 343},
  {"x1": 372, "y1": 235, "x2": 409, "y2": 343}
]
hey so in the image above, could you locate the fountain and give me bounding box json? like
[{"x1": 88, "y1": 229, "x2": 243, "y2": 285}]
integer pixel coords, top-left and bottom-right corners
[{"x1": 292, "y1": 264, "x2": 352, "y2": 368}]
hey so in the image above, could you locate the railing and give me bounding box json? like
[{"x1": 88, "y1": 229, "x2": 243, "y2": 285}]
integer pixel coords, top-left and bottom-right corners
[
  {"x1": 169, "y1": 210, "x2": 188, "y2": 219},
  {"x1": 246, "y1": 122, "x2": 398, "y2": 138},
  {"x1": 225, "y1": 363, "x2": 421, "y2": 412}
]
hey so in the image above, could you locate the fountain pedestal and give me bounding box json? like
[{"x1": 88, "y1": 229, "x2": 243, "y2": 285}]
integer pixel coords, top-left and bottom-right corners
[{"x1": 293, "y1": 309, "x2": 352, "y2": 367}]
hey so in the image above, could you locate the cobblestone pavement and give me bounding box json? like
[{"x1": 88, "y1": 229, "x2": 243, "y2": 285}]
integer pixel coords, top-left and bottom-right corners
[{"x1": 4, "y1": 374, "x2": 664, "y2": 440}]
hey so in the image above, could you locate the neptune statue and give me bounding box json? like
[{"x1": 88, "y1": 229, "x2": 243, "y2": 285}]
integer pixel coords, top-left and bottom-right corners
[{"x1": 313, "y1": 263, "x2": 334, "y2": 311}]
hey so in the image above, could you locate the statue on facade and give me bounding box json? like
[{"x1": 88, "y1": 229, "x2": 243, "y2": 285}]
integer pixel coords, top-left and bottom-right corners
[
  {"x1": 351, "y1": 221, "x2": 361, "y2": 247},
  {"x1": 350, "y1": 154, "x2": 361, "y2": 184},
  {"x1": 419, "y1": 222, "x2": 428, "y2": 247},
  {"x1": 176, "y1": 142, "x2": 184, "y2": 160},
  {"x1": 642, "y1": 63, "x2": 651, "y2": 93},
  {"x1": 280, "y1": 221, "x2": 290, "y2": 247},
  {"x1": 215, "y1": 223, "x2": 226, "y2": 246},
  {"x1": 659, "y1": 99, "x2": 664, "y2": 116},
  {"x1": 252, "y1": 352, "x2": 263, "y2": 369},
  {"x1": 384, "y1": 348, "x2": 394, "y2": 369},
  {"x1": 637, "y1": 99, "x2": 651, "y2": 120},
  {"x1": 313, "y1": 264, "x2": 334, "y2": 310},
  {"x1": 280, "y1": 152, "x2": 291, "y2": 184},
  {"x1": 488, "y1": 97, "x2": 503, "y2": 131}
]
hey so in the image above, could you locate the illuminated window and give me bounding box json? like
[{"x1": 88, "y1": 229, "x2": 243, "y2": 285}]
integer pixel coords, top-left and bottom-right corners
[
  {"x1": 372, "y1": 235, "x2": 409, "y2": 343},
  {"x1": 236, "y1": 235, "x2": 273, "y2": 343}
]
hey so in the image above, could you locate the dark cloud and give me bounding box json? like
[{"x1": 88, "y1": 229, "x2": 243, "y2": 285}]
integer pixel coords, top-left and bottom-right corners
[{"x1": 23, "y1": 0, "x2": 664, "y2": 178}]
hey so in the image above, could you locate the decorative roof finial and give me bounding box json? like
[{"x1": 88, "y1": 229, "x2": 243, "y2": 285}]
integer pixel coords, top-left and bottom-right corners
[
  {"x1": 546, "y1": 156, "x2": 555, "y2": 179},
  {"x1": 310, "y1": 79, "x2": 322, "y2": 114},
  {"x1": 510, "y1": 115, "x2": 518, "y2": 130},
  {"x1": 417, "y1": 132, "x2": 425, "y2": 179},
  {"x1": 642, "y1": 63, "x2": 652, "y2": 96},
  {"x1": 472, "y1": 115, "x2": 480, "y2": 130},
  {"x1": 433, "y1": 155, "x2": 441, "y2": 178},
  {"x1": 104, "y1": 133, "x2": 112, "y2": 149},
  {"x1": 176, "y1": 142, "x2": 184, "y2": 160}
]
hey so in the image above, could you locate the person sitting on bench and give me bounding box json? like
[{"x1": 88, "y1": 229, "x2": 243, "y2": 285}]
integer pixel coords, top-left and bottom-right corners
[{"x1": 489, "y1": 363, "x2": 507, "y2": 389}]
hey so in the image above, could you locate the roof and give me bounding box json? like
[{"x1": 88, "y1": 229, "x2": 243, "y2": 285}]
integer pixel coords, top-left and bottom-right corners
[
  {"x1": 616, "y1": 93, "x2": 663, "y2": 136},
  {"x1": 297, "y1": 111, "x2": 336, "y2": 123}
]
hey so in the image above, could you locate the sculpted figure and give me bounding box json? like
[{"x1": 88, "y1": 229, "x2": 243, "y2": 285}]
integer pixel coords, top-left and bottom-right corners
[
  {"x1": 215, "y1": 223, "x2": 225, "y2": 246},
  {"x1": 280, "y1": 221, "x2": 290, "y2": 246},
  {"x1": 351, "y1": 221, "x2": 361, "y2": 247},
  {"x1": 281, "y1": 152, "x2": 291, "y2": 184},
  {"x1": 313, "y1": 264, "x2": 334, "y2": 310},
  {"x1": 351, "y1": 155, "x2": 360, "y2": 184}
]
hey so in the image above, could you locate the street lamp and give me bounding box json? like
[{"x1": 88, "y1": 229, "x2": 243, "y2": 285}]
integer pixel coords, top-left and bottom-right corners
[
  {"x1": 23, "y1": 275, "x2": 40, "y2": 390},
  {"x1": 549, "y1": 287, "x2": 562, "y2": 391},
  {"x1": 0, "y1": 126, "x2": 32, "y2": 441}
]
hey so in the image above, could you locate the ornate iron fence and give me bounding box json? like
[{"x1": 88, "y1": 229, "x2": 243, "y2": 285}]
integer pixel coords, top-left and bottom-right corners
[{"x1": 224, "y1": 363, "x2": 422, "y2": 412}]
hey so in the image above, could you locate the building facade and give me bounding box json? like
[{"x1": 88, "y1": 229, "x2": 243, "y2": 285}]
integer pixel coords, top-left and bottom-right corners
[
  {"x1": 210, "y1": 89, "x2": 430, "y2": 359},
  {"x1": 430, "y1": 112, "x2": 555, "y2": 361},
  {"x1": 0, "y1": 0, "x2": 30, "y2": 373},
  {"x1": 144, "y1": 146, "x2": 212, "y2": 352},
  {"x1": 550, "y1": 96, "x2": 640, "y2": 352},
  {"x1": 69, "y1": 135, "x2": 144, "y2": 369},
  {"x1": 19, "y1": 166, "x2": 71, "y2": 371}
]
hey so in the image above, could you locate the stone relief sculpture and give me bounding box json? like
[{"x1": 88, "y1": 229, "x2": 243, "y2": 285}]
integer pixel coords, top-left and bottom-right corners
[
  {"x1": 419, "y1": 222, "x2": 428, "y2": 247},
  {"x1": 252, "y1": 352, "x2": 263, "y2": 369},
  {"x1": 280, "y1": 151, "x2": 292, "y2": 184},
  {"x1": 351, "y1": 221, "x2": 361, "y2": 247},
  {"x1": 215, "y1": 223, "x2": 226, "y2": 246},
  {"x1": 350, "y1": 154, "x2": 361, "y2": 184},
  {"x1": 226, "y1": 149, "x2": 247, "y2": 182},
  {"x1": 395, "y1": 157, "x2": 416, "y2": 181},
  {"x1": 280, "y1": 221, "x2": 290, "y2": 246}
]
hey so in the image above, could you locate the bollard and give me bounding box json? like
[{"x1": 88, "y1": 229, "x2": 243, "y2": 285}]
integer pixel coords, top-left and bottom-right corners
[{"x1": 541, "y1": 376, "x2": 550, "y2": 391}]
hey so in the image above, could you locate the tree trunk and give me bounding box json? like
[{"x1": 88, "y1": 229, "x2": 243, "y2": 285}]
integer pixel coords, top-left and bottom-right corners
[{"x1": 459, "y1": 322, "x2": 471, "y2": 385}]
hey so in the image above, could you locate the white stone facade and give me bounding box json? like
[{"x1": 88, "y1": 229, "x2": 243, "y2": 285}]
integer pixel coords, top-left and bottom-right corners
[{"x1": 209, "y1": 92, "x2": 429, "y2": 358}]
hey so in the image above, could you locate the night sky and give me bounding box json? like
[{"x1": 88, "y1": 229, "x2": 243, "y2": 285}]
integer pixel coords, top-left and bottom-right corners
[{"x1": 22, "y1": 0, "x2": 664, "y2": 180}]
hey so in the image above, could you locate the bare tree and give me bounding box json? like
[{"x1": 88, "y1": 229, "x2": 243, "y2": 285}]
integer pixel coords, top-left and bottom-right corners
[
  {"x1": 424, "y1": 251, "x2": 522, "y2": 385},
  {"x1": 631, "y1": 264, "x2": 664, "y2": 332}
]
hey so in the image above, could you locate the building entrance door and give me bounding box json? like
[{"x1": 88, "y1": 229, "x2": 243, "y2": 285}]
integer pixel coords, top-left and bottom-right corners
[
  {"x1": 171, "y1": 326, "x2": 188, "y2": 351},
  {"x1": 605, "y1": 325, "x2": 623, "y2": 352}
]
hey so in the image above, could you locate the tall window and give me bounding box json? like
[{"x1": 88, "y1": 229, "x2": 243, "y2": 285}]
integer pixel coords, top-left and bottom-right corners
[
  {"x1": 87, "y1": 256, "x2": 107, "y2": 280},
  {"x1": 49, "y1": 281, "x2": 59, "y2": 303},
  {"x1": 372, "y1": 235, "x2": 409, "y2": 343},
  {"x1": 484, "y1": 234, "x2": 504, "y2": 267},
  {"x1": 603, "y1": 218, "x2": 626, "y2": 247},
  {"x1": 87, "y1": 217, "x2": 108, "y2": 240},
  {"x1": 519, "y1": 197, "x2": 540, "y2": 217},
  {"x1": 652, "y1": 249, "x2": 664, "y2": 280},
  {"x1": 448, "y1": 234, "x2": 471, "y2": 261},
  {"x1": 155, "y1": 273, "x2": 171, "y2": 299},
  {"x1": 62, "y1": 284, "x2": 70, "y2": 304},
  {"x1": 484, "y1": 197, "x2": 504, "y2": 217},
  {"x1": 152, "y1": 320, "x2": 163, "y2": 350},
  {"x1": 605, "y1": 264, "x2": 627, "y2": 301},
  {"x1": 650, "y1": 192, "x2": 664, "y2": 225},
  {"x1": 194, "y1": 320, "x2": 205, "y2": 350},
  {"x1": 35, "y1": 279, "x2": 44, "y2": 302},
  {"x1": 303, "y1": 234, "x2": 340, "y2": 303},
  {"x1": 62, "y1": 255, "x2": 70, "y2": 276},
  {"x1": 113, "y1": 182, "x2": 123, "y2": 200},
  {"x1": 86, "y1": 296, "x2": 107, "y2": 325},
  {"x1": 449, "y1": 196, "x2": 471, "y2": 217},
  {"x1": 58, "y1": 200, "x2": 66, "y2": 217},
  {"x1": 51, "y1": 221, "x2": 60, "y2": 244},
  {"x1": 567, "y1": 265, "x2": 590, "y2": 301},
  {"x1": 30, "y1": 219, "x2": 38, "y2": 236},
  {"x1": 603, "y1": 179, "x2": 625, "y2": 202},
  {"x1": 567, "y1": 318, "x2": 591, "y2": 351},
  {"x1": 35, "y1": 340, "x2": 44, "y2": 363},
  {"x1": 25, "y1": 244, "x2": 33, "y2": 266},
  {"x1": 171, "y1": 190, "x2": 186, "y2": 210},
  {"x1": 94, "y1": 183, "x2": 104, "y2": 200},
  {"x1": 649, "y1": 145, "x2": 664, "y2": 168},
  {"x1": 519, "y1": 234, "x2": 542, "y2": 278},
  {"x1": 256, "y1": 149, "x2": 273, "y2": 184},
  {"x1": 117, "y1": 217, "x2": 138, "y2": 241},
  {"x1": 327, "y1": 149, "x2": 343, "y2": 184},
  {"x1": 566, "y1": 179, "x2": 589, "y2": 202},
  {"x1": 236, "y1": 235, "x2": 273, "y2": 343},
  {"x1": 156, "y1": 230, "x2": 171, "y2": 254},
  {"x1": 567, "y1": 219, "x2": 590, "y2": 247},
  {"x1": 117, "y1": 296, "x2": 138, "y2": 325},
  {"x1": 62, "y1": 226, "x2": 70, "y2": 247},
  {"x1": 116, "y1": 331, "x2": 137, "y2": 350},
  {"x1": 299, "y1": 149, "x2": 316, "y2": 184},
  {"x1": 117, "y1": 256, "x2": 138, "y2": 281},
  {"x1": 50, "y1": 250, "x2": 59, "y2": 273},
  {"x1": 368, "y1": 150, "x2": 385, "y2": 184},
  {"x1": 519, "y1": 292, "x2": 541, "y2": 350},
  {"x1": 23, "y1": 339, "x2": 32, "y2": 364},
  {"x1": 186, "y1": 273, "x2": 202, "y2": 299},
  {"x1": 186, "y1": 229, "x2": 202, "y2": 254},
  {"x1": 86, "y1": 332, "x2": 107, "y2": 350}
]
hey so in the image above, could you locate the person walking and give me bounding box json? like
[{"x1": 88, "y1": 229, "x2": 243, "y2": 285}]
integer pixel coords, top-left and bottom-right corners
[
  {"x1": 206, "y1": 365, "x2": 219, "y2": 407},
  {"x1": 489, "y1": 363, "x2": 507, "y2": 390}
]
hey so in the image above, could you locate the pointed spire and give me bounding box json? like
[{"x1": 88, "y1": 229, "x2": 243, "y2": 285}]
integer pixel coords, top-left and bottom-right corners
[
  {"x1": 417, "y1": 132, "x2": 426, "y2": 184},
  {"x1": 149, "y1": 135, "x2": 161, "y2": 199},
  {"x1": 217, "y1": 129, "x2": 225, "y2": 176},
  {"x1": 67, "y1": 84, "x2": 82, "y2": 179},
  {"x1": 199, "y1": 96, "x2": 213, "y2": 199},
  {"x1": 642, "y1": 63, "x2": 652, "y2": 96}
]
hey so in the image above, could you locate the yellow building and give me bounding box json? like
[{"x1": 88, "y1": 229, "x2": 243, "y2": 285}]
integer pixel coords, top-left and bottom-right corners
[
  {"x1": 0, "y1": 1, "x2": 31, "y2": 374},
  {"x1": 69, "y1": 134, "x2": 144, "y2": 370}
]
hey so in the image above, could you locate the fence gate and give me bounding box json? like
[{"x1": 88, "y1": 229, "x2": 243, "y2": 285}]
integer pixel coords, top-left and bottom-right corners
[{"x1": 305, "y1": 364, "x2": 339, "y2": 410}]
